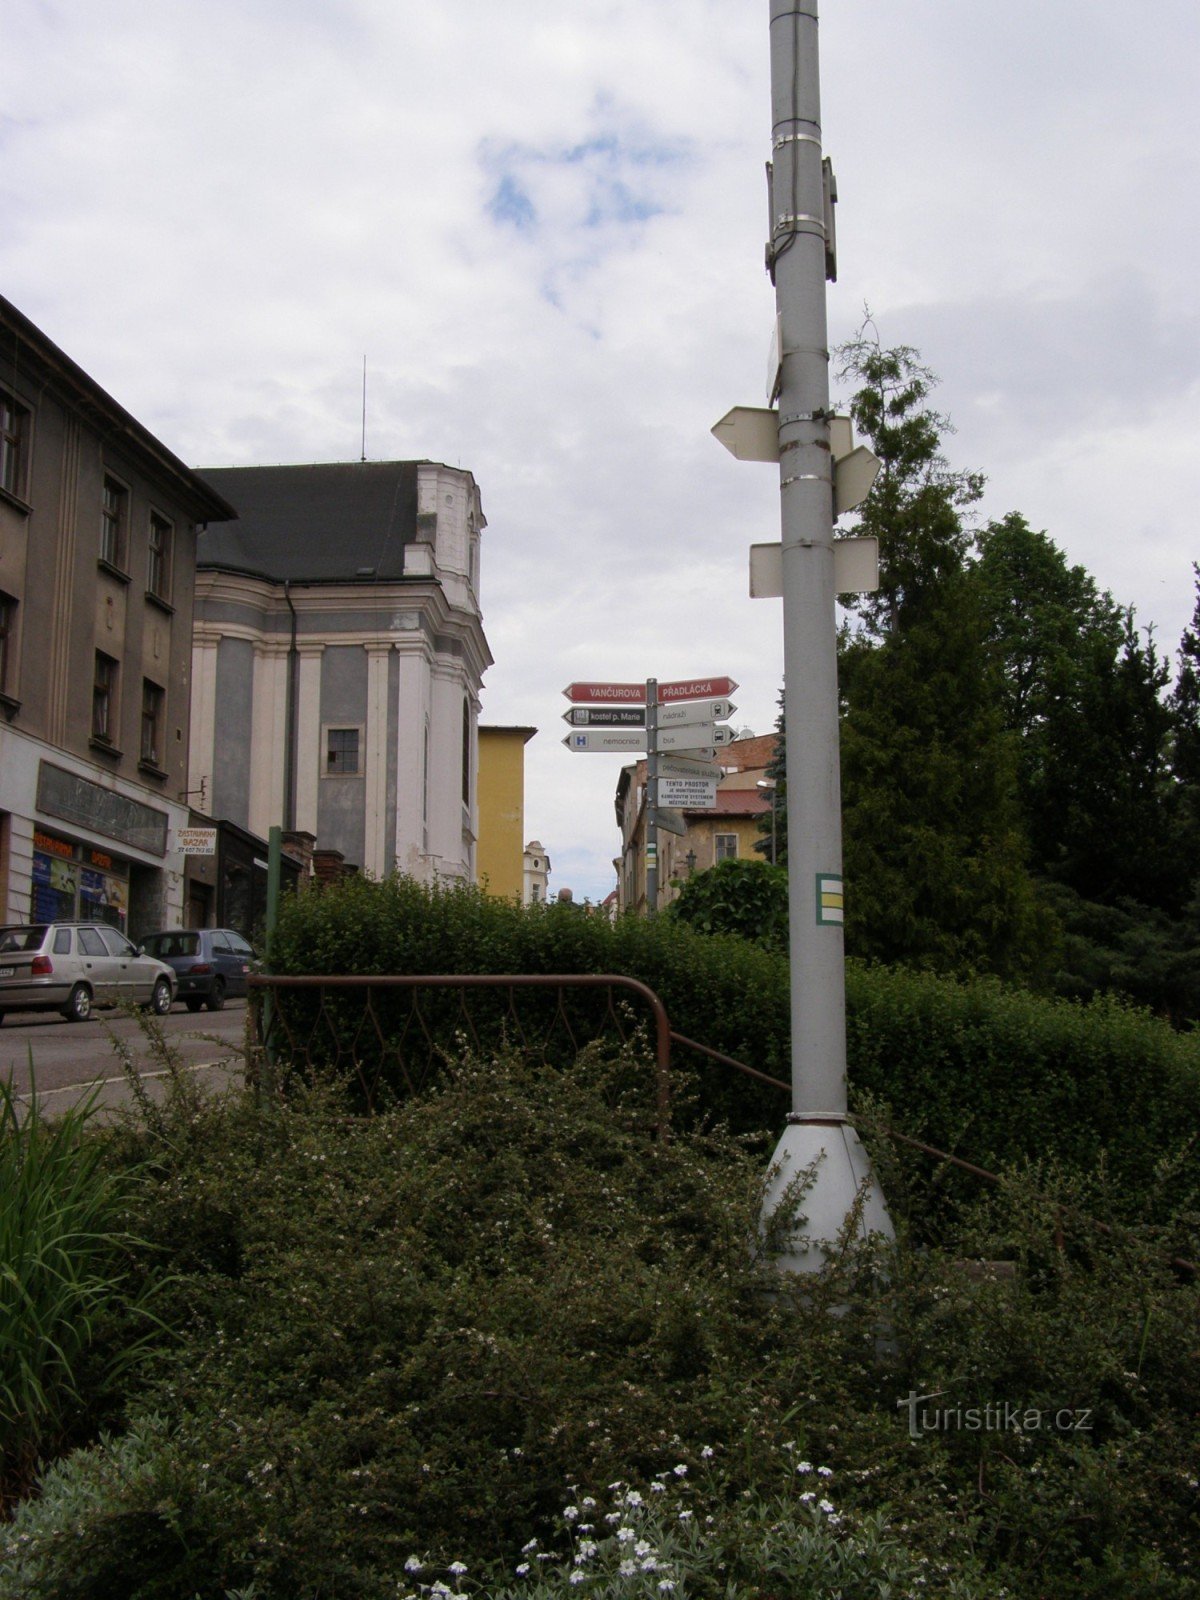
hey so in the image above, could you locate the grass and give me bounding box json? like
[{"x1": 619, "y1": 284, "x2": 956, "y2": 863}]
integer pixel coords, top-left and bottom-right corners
[{"x1": 0, "y1": 1071, "x2": 162, "y2": 1510}]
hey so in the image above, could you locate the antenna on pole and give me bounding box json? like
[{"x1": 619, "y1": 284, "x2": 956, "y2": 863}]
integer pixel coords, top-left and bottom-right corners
[
  {"x1": 360, "y1": 356, "x2": 367, "y2": 462},
  {"x1": 360, "y1": 358, "x2": 369, "y2": 464}
]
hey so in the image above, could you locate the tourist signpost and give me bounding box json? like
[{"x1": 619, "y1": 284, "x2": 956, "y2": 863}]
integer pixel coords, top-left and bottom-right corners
[{"x1": 562, "y1": 676, "x2": 737, "y2": 909}]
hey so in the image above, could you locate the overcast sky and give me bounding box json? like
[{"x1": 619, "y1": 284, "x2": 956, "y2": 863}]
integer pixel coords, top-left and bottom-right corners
[{"x1": 4, "y1": 2, "x2": 1198, "y2": 901}]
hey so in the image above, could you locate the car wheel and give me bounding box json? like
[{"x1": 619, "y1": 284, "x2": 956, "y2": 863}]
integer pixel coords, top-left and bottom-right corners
[
  {"x1": 148, "y1": 978, "x2": 172, "y2": 1016},
  {"x1": 63, "y1": 984, "x2": 93, "y2": 1024},
  {"x1": 185, "y1": 997, "x2": 204, "y2": 1013},
  {"x1": 206, "y1": 977, "x2": 226, "y2": 1013}
]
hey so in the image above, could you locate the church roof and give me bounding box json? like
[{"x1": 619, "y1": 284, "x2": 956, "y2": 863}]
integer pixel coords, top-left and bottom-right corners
[{"x1": 195, "y1": 460, "x2": 421, "y2": 582}]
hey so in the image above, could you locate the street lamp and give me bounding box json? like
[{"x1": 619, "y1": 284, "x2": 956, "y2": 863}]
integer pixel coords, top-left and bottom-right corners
[{"x1": 756, "y1": 778, "x2": 777, "y2": 864}]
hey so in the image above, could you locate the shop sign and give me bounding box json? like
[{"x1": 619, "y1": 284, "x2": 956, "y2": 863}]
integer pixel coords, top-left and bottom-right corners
[{"x1": 37, "y1": 762, "x2": 169, "y2": 856}]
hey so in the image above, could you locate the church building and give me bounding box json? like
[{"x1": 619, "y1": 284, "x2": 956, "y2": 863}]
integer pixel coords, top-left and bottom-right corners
[{"x1": 188, "y1": 459, "x2": 491, "y2": 883}]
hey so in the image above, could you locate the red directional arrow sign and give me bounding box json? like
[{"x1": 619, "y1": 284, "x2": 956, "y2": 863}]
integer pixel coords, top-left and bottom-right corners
[
  {"x1": 562, "y1": 682, "x2": 646, "y2": 705},
  {"x1": 657, "y1": 676, "x2": 738, "y2": 705},
  {"x1": 563, "y1": 676, "x2": 737, "y2": 706}
]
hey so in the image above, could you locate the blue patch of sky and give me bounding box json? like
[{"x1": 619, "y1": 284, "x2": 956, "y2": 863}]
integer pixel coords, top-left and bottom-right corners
[
  {"x1": 481, "y1": 118, "x2": 690, "y2": 237},
  {"x1": 489, "y1": 173, "x2": 537, "y2": 230}
]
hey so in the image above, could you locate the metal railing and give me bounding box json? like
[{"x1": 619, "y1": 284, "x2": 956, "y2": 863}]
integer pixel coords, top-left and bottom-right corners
[
  {"x1": 248, "y1": 973, "x2": 672, "y2": 1139},
  {"x1": 247, "y1": 970, "x2": 1196, "y2": 1275}
]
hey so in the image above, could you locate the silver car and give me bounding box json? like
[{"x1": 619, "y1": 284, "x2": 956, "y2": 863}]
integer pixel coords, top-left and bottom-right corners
[{"x1": 0, "y1": 922, "x2": 176, "y2": 1024}]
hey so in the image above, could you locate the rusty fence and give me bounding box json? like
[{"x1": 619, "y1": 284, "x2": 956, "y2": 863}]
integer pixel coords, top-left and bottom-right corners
[
  {"x1": 247, "y1": 970, "x2": 1197, "y2": 1275},
  {"x1": 248, "y1": 973, "x2": 672, "y2": 1137}
]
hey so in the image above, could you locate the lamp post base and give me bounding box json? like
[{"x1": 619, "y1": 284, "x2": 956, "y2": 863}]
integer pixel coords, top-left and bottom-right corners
[{"x1": 761, "y1": 1114, "x2": 894, "y2": 1274}]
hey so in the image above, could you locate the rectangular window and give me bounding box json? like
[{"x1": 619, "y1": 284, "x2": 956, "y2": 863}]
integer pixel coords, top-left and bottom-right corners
[
  {"x1": 147, "y1": 512, "x2": 172, "y2": 600},
  {"x1": 101, "y1": 476, "x2": 128, "y2": 569},
  {"x1": 325, "y1": 726, "x2": 360, "y2": 775},
  {"x1": 0, "y1": 591, "x2": 15, "y2": 696},
  {"x1": 715, "y1": 833, "x2": 739, "y2": 862},
  {"x1": 0, "y1": 389, "x2": 27, "y2": 499},
  {"x1": 140, "y1": 679, "x2": 164, "y2": 767},
  {"x1": 92, "y1": 653, "x2": 118, "y2": 743}
]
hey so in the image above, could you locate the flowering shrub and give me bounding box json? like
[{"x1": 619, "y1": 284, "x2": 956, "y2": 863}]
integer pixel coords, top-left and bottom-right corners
[{"x1": 3, "y1": 1033, "x2": 1197, "y2": 1599}]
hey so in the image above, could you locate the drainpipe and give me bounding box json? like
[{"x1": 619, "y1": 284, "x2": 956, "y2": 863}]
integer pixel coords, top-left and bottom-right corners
[{"x1": 283, "y1": 581, "x2": 298, "y2": 833}]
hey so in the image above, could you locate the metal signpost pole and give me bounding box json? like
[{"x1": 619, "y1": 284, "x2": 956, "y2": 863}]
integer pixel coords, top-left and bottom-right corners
[
  {"x1": 645, "y1": 678, "x2": 659, "y2": 913},
  {"x1": 760, "y1": 0, "x2": 892, "y2": 1267}
]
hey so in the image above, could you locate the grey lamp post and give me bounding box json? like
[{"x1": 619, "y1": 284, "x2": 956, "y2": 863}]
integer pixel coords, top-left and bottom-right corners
[{"x1": 757, "y1": 0, "x2": 892, "y2": 1271}]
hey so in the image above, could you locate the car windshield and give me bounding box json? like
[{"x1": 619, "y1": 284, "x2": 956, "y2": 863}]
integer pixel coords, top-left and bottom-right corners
[
  {"x1": 0, "y1": 927, "x2": 47, "y2": 953},
  {"x1": 143, "y1": 932, "x2": 201, "y2": 959}
]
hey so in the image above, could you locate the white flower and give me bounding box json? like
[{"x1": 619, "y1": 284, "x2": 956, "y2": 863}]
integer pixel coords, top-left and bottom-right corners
[
  {"x1": 641, "y1": 1557, "x2": 659, "y2": 1572},
  {"x1": 799, "y1": 1491, "x2": 815, "y2": 1504},
  {"x1": 563, "y1": 1506, "x2": 580, "y2": 1523},
  {"x1": 576, "y1": 1541, "x2": 598, "y2": 1562},
  {"x1": 619, "y1": 1560, "x2": 637, "y2": 1577},
  {"x1": 624, "y1": 1490, "x2": 644, "y2": 1508},
  {"x1": 568, "y1": 1573, "x2": 586, "y2": 1588},
  {"x1": 817, "y1": 1465, "x2": 833, "y2": 1478},
  {"x1": 672, "y1": 1464, "x2": 688, "y2": 1477},
  {"x1": 677, "y1": 1510, "x2": 693, "y2": 1523},
  {"x1": 819, "y1": 1499, "x2": 835, "y2": 1515},
  {"x1": 634, "y1": 1541, "x2": 652, "y2": 1557},
  {"x1": 404, "y1": 1557, "x2": 423, "y2": 1574},
  {"x1": 700, "y1": 1446, "x2": 714, "y2": 1459},
  {"x1": 448, "y1": 1563, "x2": 468, "y2": 1577},
  {"x1": 796, "y1": 1460, "x2": 813, "y2": 1474},
  {"x1": 616, "y1": 1526, "x2": 636, "y2": 1544},
  {"x1": 581, "y1": 1497, "x2": 597, "y2": 1508},
  {"x1": 658, "y1": 1584, "x2": 677, "y2": 1594},
  {"x1": 522, "y1": 1540, "x2": 539, "y2": 1554},
  {"x1": 649, "y1": 1481, "x2": 667, "y2": 1494}
]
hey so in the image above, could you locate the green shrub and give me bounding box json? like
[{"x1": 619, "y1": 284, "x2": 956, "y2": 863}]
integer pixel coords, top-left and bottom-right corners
[
  {"x1": 665, "y1": 857, "x2": 789, "y2": 953},
  {"x1": 264, "y1": 875, "x2": 1200, "y2": 1219},
  {"x1": 6, "y1": 1045, "x2": 1199, "y2": 1599}
]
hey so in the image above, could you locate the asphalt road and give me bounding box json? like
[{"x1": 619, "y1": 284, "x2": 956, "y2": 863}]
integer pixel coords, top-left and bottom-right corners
[{"x1": 1, "y1": 998, "x2": 253, "y2": 1114}]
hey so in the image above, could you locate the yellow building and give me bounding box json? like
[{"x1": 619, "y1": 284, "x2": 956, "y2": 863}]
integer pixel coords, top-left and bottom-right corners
[{"x1": 476, "y1": 725, "x2": 536, "y2": 899}]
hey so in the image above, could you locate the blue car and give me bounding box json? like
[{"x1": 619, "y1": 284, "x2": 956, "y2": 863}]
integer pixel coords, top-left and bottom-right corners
[{"x1": 139, "y1": 927, "x2": 257, "y2": 1012}]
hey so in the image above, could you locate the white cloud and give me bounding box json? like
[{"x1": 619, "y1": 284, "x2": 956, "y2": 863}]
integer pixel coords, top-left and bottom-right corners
[{"x1": 3, "y1": 0, "x2": 1197, "y2": 902}]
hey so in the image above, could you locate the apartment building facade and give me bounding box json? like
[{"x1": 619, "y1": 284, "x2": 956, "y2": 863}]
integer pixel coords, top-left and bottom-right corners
[{"x1": 0, "y1": 295, "x2": 235, "y2": 936}]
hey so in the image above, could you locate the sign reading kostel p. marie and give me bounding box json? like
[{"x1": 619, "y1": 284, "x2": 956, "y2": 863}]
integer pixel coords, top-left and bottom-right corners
[{"x1": 563, "y1": 676, "x2": 737, "y2": 706}]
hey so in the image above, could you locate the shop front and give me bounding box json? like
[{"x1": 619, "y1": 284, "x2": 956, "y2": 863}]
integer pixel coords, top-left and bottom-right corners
[{"x1": 31, "y1": 830, "x2": 131, "y2": 929}]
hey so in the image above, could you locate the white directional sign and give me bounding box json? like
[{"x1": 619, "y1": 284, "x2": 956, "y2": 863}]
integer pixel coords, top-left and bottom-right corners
[
  {"x1": 657, "y1": 698, "x2": 736, "y2": 727},
  {"x1": 562, "y1": 730, "x2": 646, "y2": 753},
  {"x1": 563, "y1": 726, "x2": 734, "y2": 755},
  {"x1": 563, "y1": 706, "x2": 646, "y2": 727},
  {"x1": 710, "y1": 406, "x2": 780, "y2": 463},
  {"x1": 657, "y1": 723, "x2": 735, "y2": 752},
  {"x1": 749, "y1": 536, "x2": 879, "y2": 599},
  {"x1": 658, "y1": 755, "x2": 721, "y2": 780}
]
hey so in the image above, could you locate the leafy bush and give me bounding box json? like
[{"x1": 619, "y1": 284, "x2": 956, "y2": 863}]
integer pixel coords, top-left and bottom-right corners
[
  {"x1": 5, "y1": 1046, "x2": 1199, "y2": 1599},
  {"x1": 264, "y1": 875, "x2": 1200, "y2": 1219},
  {"x1": 665, "y1": 858, "x2": 789, "y2": 953}
]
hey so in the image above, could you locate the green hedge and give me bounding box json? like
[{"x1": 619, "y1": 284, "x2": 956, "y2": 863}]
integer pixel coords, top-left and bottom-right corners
[{"x1": 266, "y1": 876, "x2": 1200, "y2": 1217}]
